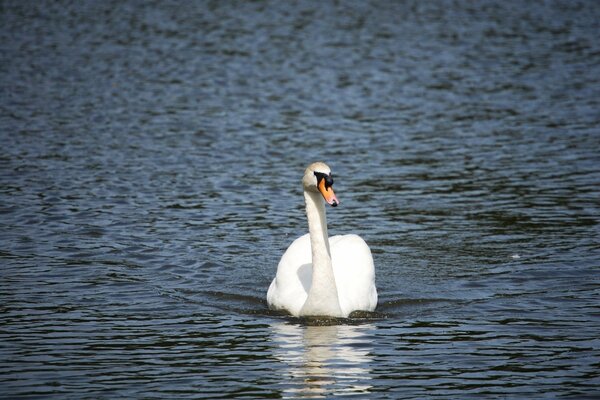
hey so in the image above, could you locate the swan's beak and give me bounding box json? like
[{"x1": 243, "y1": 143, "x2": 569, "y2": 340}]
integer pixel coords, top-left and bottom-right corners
[{"x1": 318, "y1": 178, "x2": 339, "y2": 207}]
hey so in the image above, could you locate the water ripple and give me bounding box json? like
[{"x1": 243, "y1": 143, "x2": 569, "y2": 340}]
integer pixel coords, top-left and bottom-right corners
[{"x1": 1, "y1": 0, "x2": 599, "y2": 398}]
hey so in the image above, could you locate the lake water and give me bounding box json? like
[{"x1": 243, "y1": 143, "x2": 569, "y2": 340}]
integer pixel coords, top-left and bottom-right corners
[{"x1": 1, "y1": 0, "x2": 599, "y2": 398}]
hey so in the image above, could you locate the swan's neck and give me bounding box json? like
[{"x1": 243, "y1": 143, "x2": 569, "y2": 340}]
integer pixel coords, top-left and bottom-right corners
[{"x1": 300, "y1": 190, "x2": 343, "y2": 317}]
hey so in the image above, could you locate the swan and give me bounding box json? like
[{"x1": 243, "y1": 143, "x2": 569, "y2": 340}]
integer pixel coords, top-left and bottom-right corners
[{"x1": 267, "y1": 162, "x2": 377, "y2": 317}]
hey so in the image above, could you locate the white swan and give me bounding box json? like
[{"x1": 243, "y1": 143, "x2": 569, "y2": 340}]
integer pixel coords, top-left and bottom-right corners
[{"x1": 267, "y1": 162, "x2": 377, "y2": 317}]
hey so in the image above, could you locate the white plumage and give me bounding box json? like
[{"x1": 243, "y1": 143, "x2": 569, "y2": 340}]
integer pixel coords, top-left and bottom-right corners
[{"x1": 267, "y1": 162, "x2": 377, "y2": 317}]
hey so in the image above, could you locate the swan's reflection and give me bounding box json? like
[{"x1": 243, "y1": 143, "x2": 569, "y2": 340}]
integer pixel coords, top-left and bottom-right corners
[{"x1": 270, "y1": 322, "x2": 374, "y2": 398}]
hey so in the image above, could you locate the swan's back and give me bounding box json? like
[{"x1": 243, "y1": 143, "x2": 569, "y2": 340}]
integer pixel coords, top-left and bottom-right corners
[
  {"x1": 330, "y1": 234, "x2": 377, "y2": 316},
  {"x1": 267, "y1": 233, "x2": 377, "y2": 317},
  {"x1": 267, "y1": 234, "x2": 312, "y2": 316}
]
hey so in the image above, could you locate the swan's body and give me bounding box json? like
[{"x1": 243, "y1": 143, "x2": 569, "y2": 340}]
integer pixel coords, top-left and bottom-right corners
[{"x1": 267, "y1": 162, "x2": 377, "y2": 317}]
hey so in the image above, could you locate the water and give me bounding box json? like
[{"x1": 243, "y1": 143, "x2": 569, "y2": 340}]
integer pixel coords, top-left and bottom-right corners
[{"x1": 1, "y1": 0, "x2": 599, "y2": 398}]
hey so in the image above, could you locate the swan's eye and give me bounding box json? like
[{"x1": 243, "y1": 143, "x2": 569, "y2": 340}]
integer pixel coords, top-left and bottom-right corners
[
  {"x1": 314, "y1": 172, "x2": 334, "y2": 189},
  {"x1": 326, "y1": 174, "x2": 334, "y2": 188}
]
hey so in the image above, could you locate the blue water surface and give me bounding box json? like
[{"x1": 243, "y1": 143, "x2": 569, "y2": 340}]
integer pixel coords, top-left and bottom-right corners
[{"x1": 1, "y1": 1, "x2": 599, "y2": 398}]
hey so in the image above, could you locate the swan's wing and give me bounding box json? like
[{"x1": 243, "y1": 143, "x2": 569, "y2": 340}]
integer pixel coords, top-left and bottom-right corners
[
  {"x1": 267, "y1": 233, "x2": 312, "y2": 316},
  {"x1": 331, "y1": 234, "x2": 378, "y2": 315}
]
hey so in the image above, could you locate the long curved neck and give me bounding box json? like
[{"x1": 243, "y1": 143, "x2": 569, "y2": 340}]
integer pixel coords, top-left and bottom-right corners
[{"x1": 300, "y1": 190, "x2": 343, "y2": 317}]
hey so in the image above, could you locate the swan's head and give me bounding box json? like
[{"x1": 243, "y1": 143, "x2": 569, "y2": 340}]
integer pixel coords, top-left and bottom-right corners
[{"x1": 303, "y1": 162, "x2": 339, "y2": 207}]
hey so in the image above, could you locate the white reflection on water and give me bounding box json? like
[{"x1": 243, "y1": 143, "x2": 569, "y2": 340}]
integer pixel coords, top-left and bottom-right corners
[{"x1": 270, "y1": 322, "x2": 374, "y2": 398}]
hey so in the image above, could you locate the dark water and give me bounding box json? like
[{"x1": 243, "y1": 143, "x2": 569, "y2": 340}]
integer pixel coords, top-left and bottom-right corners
[{"x1": 2, "y1": 0, "x2": 600, "y2": 398}]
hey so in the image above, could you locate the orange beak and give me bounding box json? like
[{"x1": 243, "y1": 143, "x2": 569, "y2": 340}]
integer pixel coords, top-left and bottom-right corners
[{"x1": 318, "y1": 178, "x2": 339, "y2": 207}]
